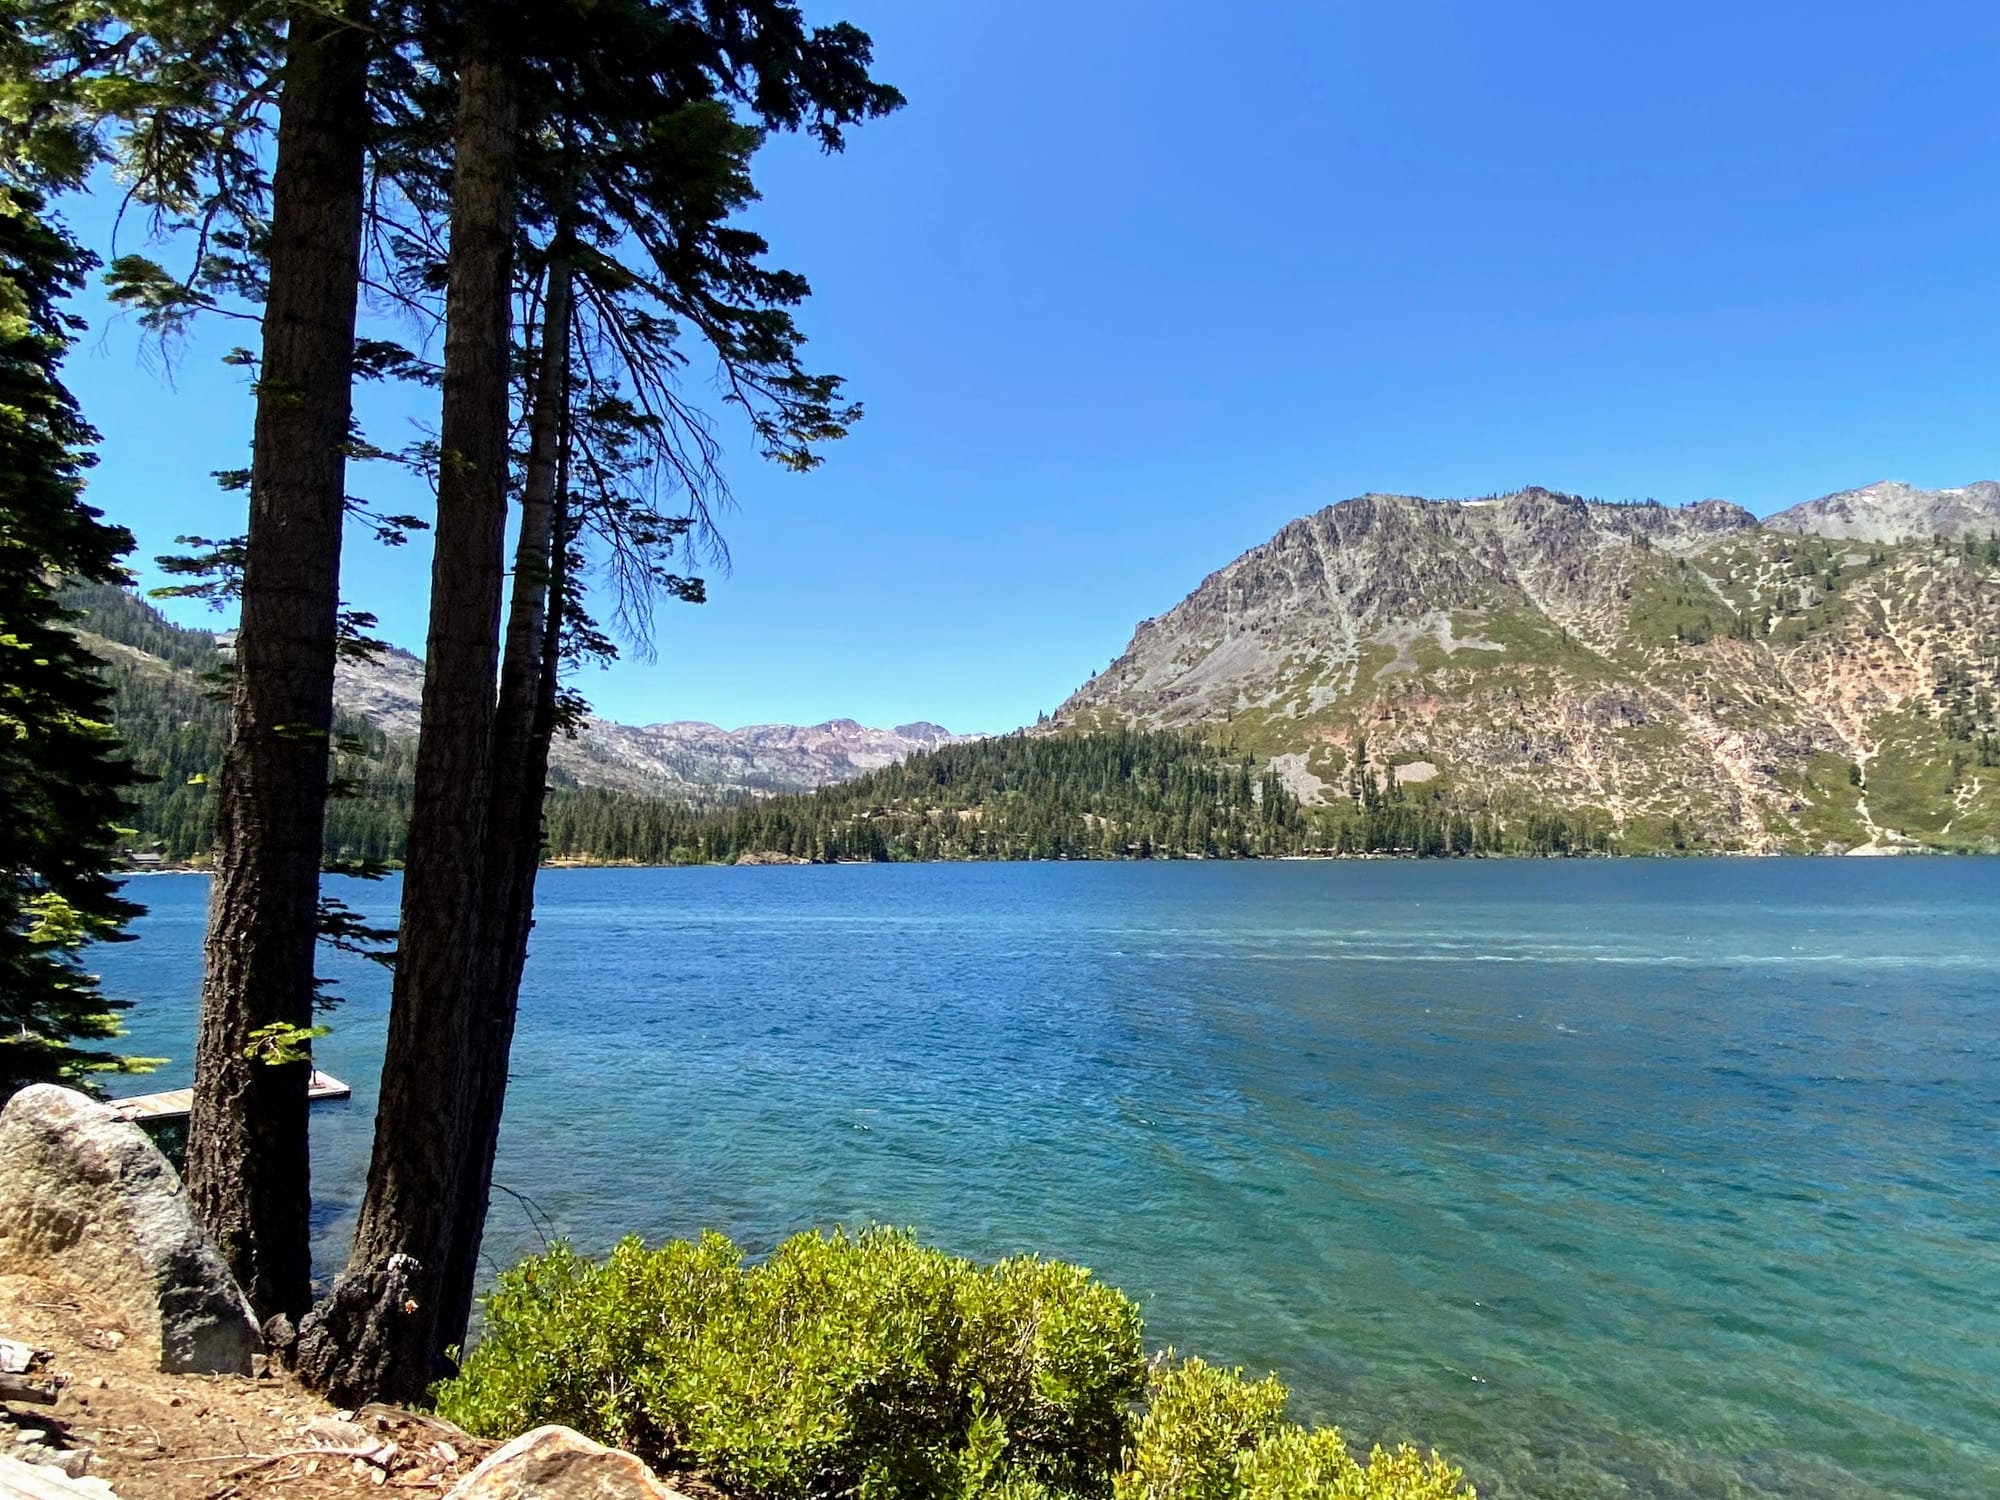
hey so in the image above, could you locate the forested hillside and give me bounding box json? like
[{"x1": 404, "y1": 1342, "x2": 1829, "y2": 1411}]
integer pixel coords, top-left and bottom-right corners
[
  {"x1": 84, "y1": 530, "x2": 2000, "y2": 867},
  {"x1": 69, "y1": 584, "x2": 995, "y2": 864},
  {"x1": 63, "y1": 581, "x2": 232, "y2": 858},
  {"x1": 547, "y1": 728, "x2": 1613, "y2": 863},
  {"x1": 71, "y1": 582, "x2": 1613, "y2": 866},
  {"x1": 67, "y1": 583, "x2": 586, "y2": 863},
  {"x1": 82, "y1": 570, "x2": 1964, "y2": 867}
]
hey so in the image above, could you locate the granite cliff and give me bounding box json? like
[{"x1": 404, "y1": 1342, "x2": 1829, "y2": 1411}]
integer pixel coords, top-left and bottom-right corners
[{"x1": 330, "y1": 643, "x2": 964, "y2": 799}]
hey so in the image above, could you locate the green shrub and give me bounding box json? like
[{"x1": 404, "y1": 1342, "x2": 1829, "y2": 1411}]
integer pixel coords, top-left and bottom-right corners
[
  {"x1": 437, "y1": 1227, "x2": 1146, "y2": 1500},
  {"x1": 437, "y1": 1233, "x2": 1469, "y2": 1500},
  {"x1": 1115, "y1": 1358, "x2": 1290, "y2": 1500},
  {"x1": 1117, "y1": 1358, "x2": 1470, "y2": 1500},
  {"x1": 437, "y1": 1231, "x2": 742, "y2": 1453}
]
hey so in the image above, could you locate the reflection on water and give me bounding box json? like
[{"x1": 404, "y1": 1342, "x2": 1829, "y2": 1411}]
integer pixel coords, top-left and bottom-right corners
[{"x1": 104, "y1": 859, "x2": 2000, "y2": 1500}]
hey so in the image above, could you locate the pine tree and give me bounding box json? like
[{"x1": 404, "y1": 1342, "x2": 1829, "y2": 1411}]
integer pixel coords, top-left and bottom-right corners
[
  {"x1": 179, "y1": 0, "x2": 374, "y2": 1328},
  {"x1": 0, "y1": 187, "x2": 144, "y2": 1100},
  {"x1": 6, "y1": 0, "x2": 380, "y2": 1321},
  {"x1": 295, "y1": 0, "x2": 901, "y2": 1402}
]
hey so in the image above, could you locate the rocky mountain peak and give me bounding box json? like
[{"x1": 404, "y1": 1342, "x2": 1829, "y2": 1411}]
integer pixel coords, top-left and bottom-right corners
[
  {"x1": 1765, "y1": 479, "x2": 2000, "y2": 542},
  {"x1": 1060, "y1": 487, "x2": 1761, "y2": 730},
  {"x1": 1054, "y1": 480, "x2": 2000, "y2": 852},
  {"x1": 183, "y1": 609, "x2": 967, "y2": 805}
]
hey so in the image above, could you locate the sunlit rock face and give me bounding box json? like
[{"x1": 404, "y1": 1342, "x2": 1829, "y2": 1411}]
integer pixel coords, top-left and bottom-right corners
[
  {"x1": 1056, "y1": 483, "x2": 2000, "y2": 852},
  {"x1": 1765, "y1": 479, "x2": 2000, "y2": 543},
  {"x1": 330, "y1": 642, "x2": 970, "y2": 801}
]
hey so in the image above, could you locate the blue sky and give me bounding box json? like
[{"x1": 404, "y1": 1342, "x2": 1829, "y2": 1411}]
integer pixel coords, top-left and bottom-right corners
[{"x1": 57, "y1": 0, "x2": 2000, "y2": 733}]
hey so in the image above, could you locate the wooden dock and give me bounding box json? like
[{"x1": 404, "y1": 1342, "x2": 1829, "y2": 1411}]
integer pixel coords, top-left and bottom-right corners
[{"x1": 111, "y1": 1070, "x2": 352, "y2": 1123}]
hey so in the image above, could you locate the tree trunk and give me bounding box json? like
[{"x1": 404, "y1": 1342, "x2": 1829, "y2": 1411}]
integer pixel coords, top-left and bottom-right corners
[
  {"x1": 433, "y1": 252, "x2": 571, "y2": 1354},
  {"x1": 293, "y1": 12, "x2": 519, "y2": 1405},
  {"x1": 184, "y1": 0, "x2": 370, "y2": 1327}
]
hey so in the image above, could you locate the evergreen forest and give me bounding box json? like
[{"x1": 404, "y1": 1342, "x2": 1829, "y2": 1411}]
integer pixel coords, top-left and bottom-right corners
[{"x1": 75, "y1": 582, "x2": 1613, "y2": 866}]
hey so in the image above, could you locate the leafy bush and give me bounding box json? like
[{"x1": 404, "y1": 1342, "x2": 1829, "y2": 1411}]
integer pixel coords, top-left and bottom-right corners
[
  {"x1": 437, "y1": 1227, "x2": 1146, "y2": 1500},
  {"x1": 436, "y1": 1232, "x2": 1470, "y2": 1500},
  {"x1": 1115, "y1": 1358, "x2": 1290, "y2": 1500},
  {"x1": 1118, "y1": 1358, "x2": 1469, "y2": 1500},
  {"x1": 436, "y1": 1232, "x2": 741, "y2": 1454}
]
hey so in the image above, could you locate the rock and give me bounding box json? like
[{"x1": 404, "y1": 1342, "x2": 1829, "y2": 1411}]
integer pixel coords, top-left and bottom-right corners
[
  {"x1": 0, "y1": 1339, "x2": 42, "y2": 1375},
  {"x1": 13, "y1": 1442, "x2": 92, "y2": 1479},
  {"x1": 0, "y1": 1086, "x2": 260, "y2": 1375},
  {"x1": 444, "y1": 1426, "x2": 686, "y2": 1499},
  {"x1": 304, "y1": 1416, "x2": 374, "y2": 1450},
  {"x1": 261, "y1": 1312, "x2": 296, "y2": 1358},
  {"x1": 0, "y1": 1450, "x2": 119, "y2": 1497}
]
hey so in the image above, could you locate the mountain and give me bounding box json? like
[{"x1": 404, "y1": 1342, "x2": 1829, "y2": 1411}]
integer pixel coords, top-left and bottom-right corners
[
  {"x1": 551, "y1": 717, "x2": 968, "y2": 799},
  {"x1": 60, "y1": 582, "x2": 964, "y2": 859},
  {"x1": 1765, "y1": 479, "x2": 2000, "y2": 543},
  {"x1": 328, "y1": 644, "x2": 967, "y2": 799},
  {"x1": 61, "y1": 477, "x2": 2000, "y2": 864},
  {"x1": 1057, "y1": 485, "x2": 2000, "y2": 853}
]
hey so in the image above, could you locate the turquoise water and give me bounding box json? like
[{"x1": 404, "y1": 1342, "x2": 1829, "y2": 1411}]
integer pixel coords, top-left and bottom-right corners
[{"x1": 102, "y1": 861, "x2": 2000, "y2": 1499}]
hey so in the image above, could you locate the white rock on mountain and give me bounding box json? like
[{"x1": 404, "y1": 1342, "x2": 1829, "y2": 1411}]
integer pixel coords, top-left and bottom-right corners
[
  {"x1": 328, "y1": 645, "x2": 968, "y2": 799},
  {"x1": 1060, "y1": 487, "x2": 1757, "y2": 726},
  {"x1": 1765, "y1": 479, "x2": 2000, "y2": 542},
  {"x1": 549, "y1": 715, "x2": 969, "y2": 798}
]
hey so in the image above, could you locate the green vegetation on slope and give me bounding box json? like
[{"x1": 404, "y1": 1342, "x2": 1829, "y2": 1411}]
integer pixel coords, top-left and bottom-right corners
[
  {"x1": 61, "y1": 580, "x2": 235, "y2": 858},
  {"x1": 556, "y1": 729, "x2": 1614, "y2": 863},
  {"x1": 62, "y1": 582, "x2": 649, "y2": 864},
  {"x1": 1075, "y1": 525, "x2": 2000, "y2": 854},
  {"x1": 437, "y1": 1227, "x2": 1470, "y2": 1500}
]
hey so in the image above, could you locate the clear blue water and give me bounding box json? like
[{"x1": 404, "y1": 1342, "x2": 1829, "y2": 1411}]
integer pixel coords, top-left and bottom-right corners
[{"x1": 101, "y1": 861, "x2": 2000, "y2": 1500}]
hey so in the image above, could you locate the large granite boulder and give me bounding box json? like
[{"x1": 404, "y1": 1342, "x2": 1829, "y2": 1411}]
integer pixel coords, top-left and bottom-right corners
[
  {"x1": 0, "y1": 1085, "x2": 260, "y2": 1375},
  {"x1": 445, "y1": 1426, "x2": 686, "y2": 1499}
]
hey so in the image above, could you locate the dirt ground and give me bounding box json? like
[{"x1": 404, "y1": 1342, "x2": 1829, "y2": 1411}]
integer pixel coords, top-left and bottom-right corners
[{"x1": 0, "y1": 1274, "x2": 496, "y2": 1499}]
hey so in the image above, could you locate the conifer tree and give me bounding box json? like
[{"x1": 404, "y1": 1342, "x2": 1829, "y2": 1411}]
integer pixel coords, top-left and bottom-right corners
[
  {"x1": 295, "y1": 0, "x2": 898, "y2": 1403},
  {"x1": 0, "y1": 186, "x2": 144, "y2": 1100},
  {"x1": 180, "y1": 0, "x2": 373, "y2": 1328},
  {"x1": 4, "y1": 0, "x2": 378, "y2": 1321}
]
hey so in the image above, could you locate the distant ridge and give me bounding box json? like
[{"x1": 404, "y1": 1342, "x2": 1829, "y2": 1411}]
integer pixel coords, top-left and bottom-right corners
[
  {"x1": 77, "y1": 586, "x2": 964, "y2": 805},
  {"x1": 318, "y1": 636, "x2": 969, "y2": 798},
  {"x1": 1765, "y1": 479, "x2": 2000, "y2": 543}
]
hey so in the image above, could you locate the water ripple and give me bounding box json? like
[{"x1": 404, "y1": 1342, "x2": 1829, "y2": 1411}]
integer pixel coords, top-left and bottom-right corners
[{"x1": 101, "y1": 859, "x2": 2000, "y2": 1500}]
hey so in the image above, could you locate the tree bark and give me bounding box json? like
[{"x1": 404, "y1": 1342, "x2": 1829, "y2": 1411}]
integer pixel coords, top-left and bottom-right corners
[
  {"x1": 184, "y1": 0, "x2": 371, "y2": 1326},
  {"x1": 433, "y1": 251, "x2": 571, "y2": 1354},
  {"x1": 293, "y1": 10, "x2": 519, "y2": 1405}
]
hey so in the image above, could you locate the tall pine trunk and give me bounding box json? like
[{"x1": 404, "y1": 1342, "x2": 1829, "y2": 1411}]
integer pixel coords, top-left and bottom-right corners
[
  {"x1": 293, "y1": 10, "x2": 519, "y2": 1404},
  {"x1": 433, "y1": 253, "x2": 572, "y2": 1352},
  {"x1": 184, "y1": 0, "x2": 371, "y2": 1327}
]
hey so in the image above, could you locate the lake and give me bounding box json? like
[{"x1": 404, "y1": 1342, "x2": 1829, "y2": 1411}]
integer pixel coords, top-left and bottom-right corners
[{"x1": 101, "y1": 860, "x2": 2000, "y2": 1500}]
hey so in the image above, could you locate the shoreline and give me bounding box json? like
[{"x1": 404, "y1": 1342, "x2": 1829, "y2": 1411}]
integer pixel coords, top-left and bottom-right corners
[{"x1": 120, "y1": 845, "x2": 1991, "y2": 878}]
